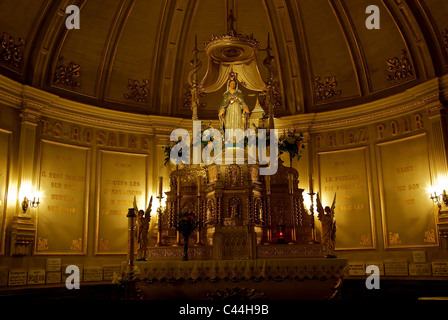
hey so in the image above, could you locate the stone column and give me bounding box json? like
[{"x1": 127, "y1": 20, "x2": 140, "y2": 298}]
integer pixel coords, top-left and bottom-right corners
[{"x1": 10, "y1": 109, "x2": 40, "y2": 256}]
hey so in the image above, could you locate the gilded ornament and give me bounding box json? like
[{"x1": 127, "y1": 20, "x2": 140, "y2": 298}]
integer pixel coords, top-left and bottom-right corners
[
  {"x1": 314, "y1": 76, "x2": 341, "y2": 102},
  {"x1": 388, "y1": 232, "x2": 401, "y2": 245},
  {"x1": 360, "y1": 233, "x2": 372, "y2": 246},
  {"x1": 70, "y1": 238, "x2": 82, "y2": 251},
  {"x1": 442, "y1": 29, "x2": 448, "y2": 52},
  {"x1": 54, "y1": 59, "x2": 80, "y2": 87},
  {"x1": 386, "y1": 50, "x2": 413, "y2": 81},
  {"x1": 0, "y1": 32, "x2": 24, "y2": 69},
  {"x1": 424, "y1": 229, "x2": 436, "y2": 243},
  {"x1": 99, "y1": 238, "x2": 111, "y2": 251},
  {"x1": 37, "y1": 237, "x2": 49, "y2": 251},
  {"x1": 124, "y1": 79, "x2": 149, "y2": 103}
]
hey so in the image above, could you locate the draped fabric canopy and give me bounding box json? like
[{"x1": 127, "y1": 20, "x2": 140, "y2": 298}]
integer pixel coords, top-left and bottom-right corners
[{"x1": 198, "y1": 57, "x2": 266, "y2": 93}]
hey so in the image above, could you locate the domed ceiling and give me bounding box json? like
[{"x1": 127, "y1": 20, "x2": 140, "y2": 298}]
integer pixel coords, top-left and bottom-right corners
[{"x1": 0, "y1": 0, "x2": 447, "y2": 119}]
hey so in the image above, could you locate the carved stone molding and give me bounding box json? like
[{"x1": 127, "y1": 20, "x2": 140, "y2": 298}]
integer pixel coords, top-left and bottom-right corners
[
  {"x1": 0, "y1": 32, "x2": 25, "y2": 70},
  {"x1": 124, "y1": 79, "x2": 149, "y2": 103},
  {"x1": 207, "y1": 287, "x2": 265, "y2": 300},
  {"x1": 314, "y1": 76, "x2": 341, "y2": 102},
  {"x1": 442, "y1": 29, "x2": 448, "y2": 52},
  {"x1": 54, "y1": 59, "x2": 80, "y2": 87},
  {"x1": 386, "y1": 50, "x2": 413, "y2": 81}
]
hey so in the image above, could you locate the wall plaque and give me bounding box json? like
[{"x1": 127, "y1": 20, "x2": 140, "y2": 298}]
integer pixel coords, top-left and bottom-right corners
[
  {"x1": 27, "y1": 269, "x2": 46, "y2": 285},
  {"x1": 45, "y1": 272, "x2": 61, "y2": 284},
  {"x1": 432, "y1": 262, "x2": 448, "y2": 276},
  {"x1": 103, "y1": 265, "x2": 121, "y2": 281},
  {"x1": 409, "y1": 263, "x2": 432, "y2": 276},
  {"x1": 46, "y1": 258, "x2": 62, "y2": 272},
  {"x1": 317, "y1": 147, "x2": 375, "y2": 249},
  {"x1": 0, "y1": 130, "x2": 11, "y2": 255},
  {"x1": 8, "y1": 269, "x2": 27, "y2": 286},
  {"x1": 36, "y1": 140, "x2": 90, "y2": 254},
  {"x1": 413, "y1": 251, "x2": 427, "y2": 263},
  {"x1": 377, "y1": 134, "x2": 437, "y2": 248},
  {"x1": 96, "y1": 150, "x2": 147, "y2": 254},
  {"x1": 384, "y1": 260, "x2": 408, "y2": 276},
  {"x1": 348, "y1": 262, "x2": 365, "y2": 276},
  {"x1": 83, "y1": 267, "x2": 103, "y2": 282}
]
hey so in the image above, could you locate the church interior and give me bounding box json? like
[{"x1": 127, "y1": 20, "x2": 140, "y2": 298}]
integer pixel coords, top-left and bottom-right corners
[{"x1": 1, "y1": 0, "x2": 448, "y2": 305}]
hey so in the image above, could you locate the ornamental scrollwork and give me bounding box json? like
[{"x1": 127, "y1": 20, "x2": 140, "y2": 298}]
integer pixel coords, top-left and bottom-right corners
[
  {"x1": 386, "y1": 50, "x2": 413, "y2": 81},
  {"x1": 124, "y1": 79, "x2": 149, "y2": 103},
  {"x1": 54, "y1": 58, "x2": 81, "y2": 87},
  {"x1": 314, "y1": 76, "x2": 341, "y2": 102},
  {"x1": 1, "y1": 32, "x2": 25, "y2": 69}
]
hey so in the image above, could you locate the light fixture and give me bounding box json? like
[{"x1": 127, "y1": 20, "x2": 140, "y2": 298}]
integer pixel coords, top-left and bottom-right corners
[
  {"x1": 21, "y1": 196, "x2": 40, "y2": 213},
  {"x1": 429, "y1": 187, "x2": 448, "y2": 213}
]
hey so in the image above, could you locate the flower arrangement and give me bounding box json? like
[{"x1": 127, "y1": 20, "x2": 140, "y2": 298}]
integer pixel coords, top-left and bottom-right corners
[
  {"x1": 278, "y1": 128, "x2": 306, "y2": 167},
  {"x1": 174, "y1": 211, "x2": 200, "y2": 261}
]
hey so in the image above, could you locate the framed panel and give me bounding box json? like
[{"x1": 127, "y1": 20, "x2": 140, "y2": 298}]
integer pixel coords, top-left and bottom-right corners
[
  {"x1": 317, "y1": 146, "x2": 375, "y2": 250},
  {"x1": 36, "y1": 140, "x2": 90, "y2": 255},
  {"x1": 0, "y1": 129, "x2": 12, "y2": 255},
  {"x1": 96, "y1": 150, "x2": 147, "y2": 255},
  {"x1": 376, "y1": 133, "x2": 437, "y2": 248}
]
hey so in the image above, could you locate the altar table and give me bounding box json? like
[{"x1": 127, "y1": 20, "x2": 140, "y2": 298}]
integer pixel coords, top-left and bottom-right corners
[{"x1": 128, "y1": 258, "x2": 348, "y2": 300}]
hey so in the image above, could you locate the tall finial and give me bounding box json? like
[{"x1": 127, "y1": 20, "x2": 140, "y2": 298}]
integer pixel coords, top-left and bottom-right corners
[{"x1": 227, "y1": 9, "x2": 237, "y2": 35}]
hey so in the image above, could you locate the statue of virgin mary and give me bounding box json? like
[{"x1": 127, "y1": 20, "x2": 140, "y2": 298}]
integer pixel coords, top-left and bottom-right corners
[{"x1": 218, "y1": 78, "x2": 250, "y2": 133}]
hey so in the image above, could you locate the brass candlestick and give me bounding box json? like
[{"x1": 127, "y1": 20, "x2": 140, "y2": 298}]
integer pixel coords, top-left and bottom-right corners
[
  {"x1": 308, "y1": 188, "x2": 318, "y2": 244},
  {"x1": 155, "y1": 196, "x2": 163, "y2": 247},
  {"x1": 126, "y1": 208, "x2": 136, "y2": 279}
]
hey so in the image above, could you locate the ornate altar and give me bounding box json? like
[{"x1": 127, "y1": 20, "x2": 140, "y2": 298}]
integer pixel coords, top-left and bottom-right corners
[
  {"x1": 124, "y1": 12, "x2": 347, "y2": 300},
  {"x1": 153, "y1": 154, "x2": 317, "y2": 259}
]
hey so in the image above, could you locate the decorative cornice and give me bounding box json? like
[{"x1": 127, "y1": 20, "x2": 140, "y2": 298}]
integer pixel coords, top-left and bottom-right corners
[{"x1": 281, "y1": 78, "x2": 441, "y2": 131}]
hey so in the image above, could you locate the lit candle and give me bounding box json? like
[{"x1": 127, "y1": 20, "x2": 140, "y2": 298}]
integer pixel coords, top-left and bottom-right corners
[
  {"x1": 158, "y1": 177, "x2": 163, "y2": 198},
  {"x1": 197, "y1": 176, "x2": 201, "y2": 196}
]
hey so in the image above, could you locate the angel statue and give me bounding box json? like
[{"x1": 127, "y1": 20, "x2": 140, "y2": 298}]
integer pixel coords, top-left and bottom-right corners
[
  {"x1": 218, "y1": 76, "x2": 250, "y2": 135},
  {"x1": 134, "y1": 195, "x2": 153, "y2": 261},
  {"x1": 316, "y1": 193, "x2": 337, "y2": 258}
]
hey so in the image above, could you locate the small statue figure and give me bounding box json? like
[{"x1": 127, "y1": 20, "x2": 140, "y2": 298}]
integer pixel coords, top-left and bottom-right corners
[
  {"x1": 134, "y1": 196, "x2": 153, "y2": 261},
  {"x1": 218, "y1": 76, "x2": 250, "y2": 135},
  {"x1": 317, "y1": 193, "x2": 337, "y2": 258}
]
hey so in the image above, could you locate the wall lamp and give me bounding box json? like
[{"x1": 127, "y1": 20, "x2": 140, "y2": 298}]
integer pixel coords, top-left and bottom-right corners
[
  {"x1": 430, "y1": 189, "x2": 448, "y2": 213},
  {"x1": 22, "y1": 196, "x2": 40, "y2": 213}
]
